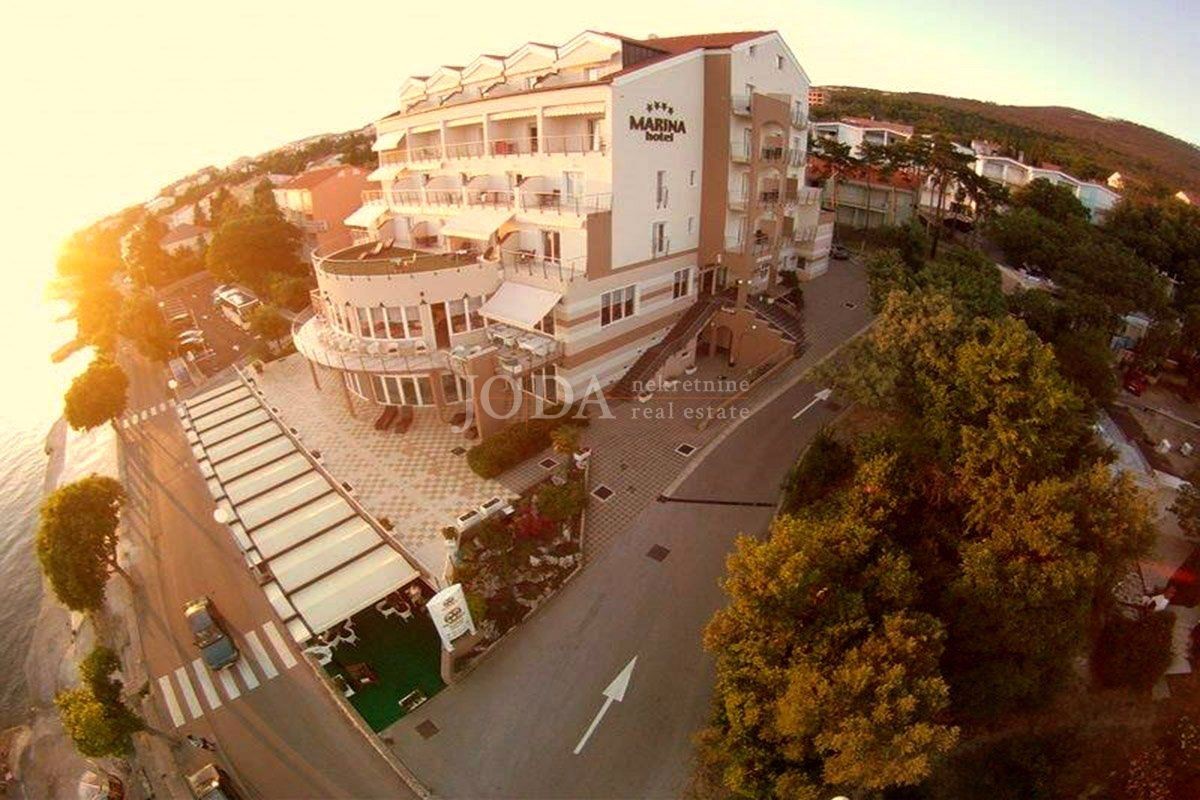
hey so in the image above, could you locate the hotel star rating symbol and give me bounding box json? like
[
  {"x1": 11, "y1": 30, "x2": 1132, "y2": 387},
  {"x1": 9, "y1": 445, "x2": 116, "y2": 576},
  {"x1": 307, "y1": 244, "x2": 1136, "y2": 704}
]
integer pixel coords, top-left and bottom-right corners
[{"x1": 645, "y1": 101, "x2": 675, "y2": 115}]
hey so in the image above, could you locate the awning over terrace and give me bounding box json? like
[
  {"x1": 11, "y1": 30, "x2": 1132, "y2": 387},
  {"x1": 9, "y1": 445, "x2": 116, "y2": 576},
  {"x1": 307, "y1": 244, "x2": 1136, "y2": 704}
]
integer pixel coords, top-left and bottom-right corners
[
  {"x1": 478, "y1": 281, "x2": 562, "y2": 329},
  {"x1": 367, "y1": 163, "x2": 405, "y2": 182},
  {"x1": 439, "y1": 208, "x2": 514, "y2": 242},
  {"x1": 182, "y1": 380, "x2": 421, "y2": 641},
  {"x1": 372, "y1": 130, "x2": 405, "y2": 151},
  {"x1": 344, "y1": 204, "x2": 390, "y2": 228},
  {"x1": 544, "y1": 101, "x2": 606, "y2": 117}
]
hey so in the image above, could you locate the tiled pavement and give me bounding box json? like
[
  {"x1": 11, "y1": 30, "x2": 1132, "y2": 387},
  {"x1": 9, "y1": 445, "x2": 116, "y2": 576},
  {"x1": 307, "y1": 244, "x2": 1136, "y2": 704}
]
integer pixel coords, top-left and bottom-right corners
[
  {"x1": 252, "y1": 356, "x2": 517, "y2": 576},
  {"x1": 251, "y1": 259, "x2": 870, "y2": 569}
]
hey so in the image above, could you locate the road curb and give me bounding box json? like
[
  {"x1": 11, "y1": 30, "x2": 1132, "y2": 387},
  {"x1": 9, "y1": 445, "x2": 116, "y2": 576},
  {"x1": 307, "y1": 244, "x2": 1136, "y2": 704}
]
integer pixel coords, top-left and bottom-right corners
[{"x1": 663, "y1": 316, "x2": 876, "y2": 498}]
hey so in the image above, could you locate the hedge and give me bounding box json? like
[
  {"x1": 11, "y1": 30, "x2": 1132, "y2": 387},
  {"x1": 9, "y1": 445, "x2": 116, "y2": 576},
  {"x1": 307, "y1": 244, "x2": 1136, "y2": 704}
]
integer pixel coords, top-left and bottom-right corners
[
  {"x1": 466, "y1": 405, "x2": 589, "y2": 478},
  {"x1": 1092, "y1": 610, "x2": 1175, "y2": 691}
]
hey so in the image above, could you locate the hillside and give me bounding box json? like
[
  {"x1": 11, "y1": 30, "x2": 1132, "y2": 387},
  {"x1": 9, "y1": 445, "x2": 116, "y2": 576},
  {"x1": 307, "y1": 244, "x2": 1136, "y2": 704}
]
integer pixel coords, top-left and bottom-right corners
[{"x1": 813, "y1": 87, "x2": 1200, "y2": 193}]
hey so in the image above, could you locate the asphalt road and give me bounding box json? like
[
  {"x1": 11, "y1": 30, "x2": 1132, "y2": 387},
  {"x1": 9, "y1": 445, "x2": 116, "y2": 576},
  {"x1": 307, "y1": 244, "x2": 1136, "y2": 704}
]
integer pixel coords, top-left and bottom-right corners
[
  {"x1": 388, "y1": 374, "x2": 843, "y2": 798},
  {"x1": 117, "y1": 345, "x2": 415, "y2": 800},
  {"x1": 158, "y1": 273, "x2": 257, "y2": 379}
]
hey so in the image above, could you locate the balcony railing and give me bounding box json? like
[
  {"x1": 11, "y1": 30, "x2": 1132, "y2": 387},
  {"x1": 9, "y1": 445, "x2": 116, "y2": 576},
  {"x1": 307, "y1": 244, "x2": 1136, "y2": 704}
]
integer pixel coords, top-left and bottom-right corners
[
  {"x1": 313, "y1": 243, "x2": 485, "y2": 277},
  {"x1": 389, "y1": 189, "x2": 426, "y2": 207},
  {"x1": 362, "y1": 189, "x2": 387, "y2": 205},
  {"x1": 731, "y1": 139, "x2": 751, "y2": 163},
  {"x1": 724, "y1": 235, "x2": 774, "y2": 257},
  {"x1": 731, "y1": 94, "x2": 751, "y2": 115},
  {"x1": 466, "y1": 188, "x2": 515, "y2": 207},
  {"x1": 759, "y1": 190, "x2": 781, "y2": 205},
  {"x1": 425, "y1": 189, "x2": 465, "y2": 207},
  {"x1": 518, "y1": 191, "x2": 611, "y2": 215},
  {"x1": 293, "y1": 311, "x2": 450, "y2": 375},
  {"x1": 728, "y1": 191, "x2": 748, "y2": 210},
  {"x1": 445, "y1": 141, "x2": 487, "y2": 159},
  {"x1": 760, "y1": 145, "x2": 787, "y2": 162},
  {"x1": 499, "y1": 249, "x2": 587, "y2": 283}
]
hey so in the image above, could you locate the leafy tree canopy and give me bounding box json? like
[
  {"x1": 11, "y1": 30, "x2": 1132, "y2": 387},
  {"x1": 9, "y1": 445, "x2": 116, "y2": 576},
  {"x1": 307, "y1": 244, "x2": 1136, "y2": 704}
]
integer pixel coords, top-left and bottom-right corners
[
  {"x1": 64, "y1": 356, "x2": 128, "y2": 431},
  {"x1": 36, "y1": 475, "x2": 125, "y2": 612},
  {"x1": 206, "y1": 212, "x2": 303, "y2": 295},
  {"x1": 118, "y1": 290, "x2": 173, "y2": 362}
]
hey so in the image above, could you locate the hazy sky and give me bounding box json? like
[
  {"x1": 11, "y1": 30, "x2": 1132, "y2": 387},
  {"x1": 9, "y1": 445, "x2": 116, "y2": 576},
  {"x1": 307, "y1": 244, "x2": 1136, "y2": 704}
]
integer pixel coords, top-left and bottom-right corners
[{"x1": 2, "y1": 0, "x2": 1197, "y2": 266}]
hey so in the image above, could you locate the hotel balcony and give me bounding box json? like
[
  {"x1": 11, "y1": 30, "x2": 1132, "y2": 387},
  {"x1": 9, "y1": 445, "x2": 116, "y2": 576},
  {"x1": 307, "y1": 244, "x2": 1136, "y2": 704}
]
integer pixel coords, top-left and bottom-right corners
[
  {"x1": 292, "y1": 309, "x2": 450, "y2": 375},
  {"x1": 313, "y1": 241, "x2": 486, "y2": 278},
  {"x1": 728, "y1": 190, "x2": 748, "y2": 211},
  {"x1": 378, "y1": 184, "x2": 610, "y2": 218},
  {"x1": 499, "y1": 248, "x2": 587, "y2": 284},
  {"x1": 447, "y1": 323, "x2": 563, "y2": 379},
  {"x1": 759, "y1": 144, "x2": 788, "y2": 163},
  {"x1": 731, "y1": 139, "x2": 751, "y2": 163},
  {"x1": 731, "y1": 94, "x2": 752, "y2": 116},
  {"x1": 374, "y1": 134, "x2": 606, "y2": 168}
]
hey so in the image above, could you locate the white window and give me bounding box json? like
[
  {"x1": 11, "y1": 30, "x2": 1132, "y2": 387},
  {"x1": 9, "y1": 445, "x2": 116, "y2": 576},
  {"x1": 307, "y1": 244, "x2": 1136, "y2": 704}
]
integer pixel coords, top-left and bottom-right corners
[
  {"x1": 655, "y1": 170, "x2": 668, "y2": 208},
  {"x1": 586, "y1": 66, "x2": 601, "y2": 82},
  {"x1": 688, "y1": 169, "x2": 696, "y2": 187},
  {"x1": 541, "y1": 229, "x2": 561, "y2": 261},
  {"x1": 600, "y1": 285, "x2": 636, "y2": 327},
  {"x1": 776, "y1": 54, "x2": 785, "y2": 70},
  {"x1": 748, "y1": 45, "x2": 757, "y2": 57},
  {"x1": 651, "y1": 222, "x2": 668, "y2": 257},
  {"x1": 672, "y1": 267, "x2": 691, "y2": 299},
  {"x1": 687, "y1": 216, "x2": 695, "y2": 235}
]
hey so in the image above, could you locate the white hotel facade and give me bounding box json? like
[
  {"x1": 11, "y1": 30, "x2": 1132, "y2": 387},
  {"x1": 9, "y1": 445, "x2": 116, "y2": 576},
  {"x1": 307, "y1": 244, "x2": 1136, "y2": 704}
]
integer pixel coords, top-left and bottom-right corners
[{"x1": 293, "y1": 30, "x2": 831, "y2": 438}]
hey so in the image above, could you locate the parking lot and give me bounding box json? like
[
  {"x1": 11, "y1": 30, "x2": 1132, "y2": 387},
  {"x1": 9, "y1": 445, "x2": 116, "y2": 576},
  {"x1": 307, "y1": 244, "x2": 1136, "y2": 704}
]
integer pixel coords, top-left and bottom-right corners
[{"x1": 158, "y1": 272, "x2": 259, "y2": 380}]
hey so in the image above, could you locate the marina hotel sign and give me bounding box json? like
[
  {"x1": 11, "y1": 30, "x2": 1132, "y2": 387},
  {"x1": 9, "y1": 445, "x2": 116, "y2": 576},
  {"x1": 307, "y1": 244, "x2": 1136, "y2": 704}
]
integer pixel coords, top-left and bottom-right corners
[{"x1": 630, "y1": 100, "x2": 686, "y2": 142}]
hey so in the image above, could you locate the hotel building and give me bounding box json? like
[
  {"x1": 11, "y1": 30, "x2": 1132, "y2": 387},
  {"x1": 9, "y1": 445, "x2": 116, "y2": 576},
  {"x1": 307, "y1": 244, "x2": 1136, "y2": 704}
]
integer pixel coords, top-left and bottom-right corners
[{"x1": 293, "y1": 30, "x2": 832, "y2": 438}]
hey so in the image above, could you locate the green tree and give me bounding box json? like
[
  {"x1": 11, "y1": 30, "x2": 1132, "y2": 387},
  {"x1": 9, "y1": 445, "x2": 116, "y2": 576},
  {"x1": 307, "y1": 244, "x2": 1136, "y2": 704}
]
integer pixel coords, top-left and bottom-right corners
[
  {"x1": 1053, "y1": 328, "x2": 1118, "y2": 405},
  {"x1": 73, "y1": 282, "x2": 122, "y2": 353},
  {"x1": 812, "y1": 137, "x2": 859, "y2": 215},
  {"x1": 865, "y1": 248, "x2": 915, "y2": 313},
  {"x1": 117, "y1": 290, "x2": 173, "y2": 362},
  {"x1": 252, "y1": 178, "x2": 280, "y2": 214},
  {"x1": 125, "y1": 215, "x2": 173, "y2": 287},
  {"x1": 248, "y1": 304, "x2": 290, "y2": 354},
  {"x1": 269, "y1": 273, "x2": 312, "y2": 311},
  {"x1": 64, "y1": 356, "x2": 128, "y2": 431},
  {"x1": 1092, "y1": 611, "x2": 1175, "y2": 692},
  {"x1": 701, "y1": 474, "x2": 956, "y2": 798},
  {"x1": 206, "y1": 213, "x2": 303, "y2": 295},
  {"x1": 1172, "y1": 469, "x2": 1200, "y2": 541},
  {"x1": 36, "y1": 475, "x2": 127, "y2": 612},
  {"x1": 1012, "y1": 178, "x2": 1090, "y2": 224},
  {"x1": 947, "y1": 465, "x2": 1152, "y2": 713},
  {"x1": 55, "y1": 685, "x2": 143, "y2": 758}
]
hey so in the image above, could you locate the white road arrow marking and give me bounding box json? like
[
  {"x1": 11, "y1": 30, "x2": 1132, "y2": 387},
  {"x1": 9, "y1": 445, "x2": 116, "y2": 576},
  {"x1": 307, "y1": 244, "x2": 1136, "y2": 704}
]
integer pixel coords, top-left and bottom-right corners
[
  {"x1": 574, "y1": 656, "x2": 637, "y2": 755},
  {"x1": 792, "y1": 388, "x2": 833, "y2": 420}
]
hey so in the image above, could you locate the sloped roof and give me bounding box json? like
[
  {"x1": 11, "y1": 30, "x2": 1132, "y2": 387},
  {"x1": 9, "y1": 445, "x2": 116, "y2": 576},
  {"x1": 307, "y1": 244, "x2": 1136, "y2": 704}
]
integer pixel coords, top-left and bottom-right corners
[
  {"x1": 280, "y1": 166, "x2": 365, "y2": 191},
  {"x1": 628, "y1": 31, "x2": 772, "y2": 54},
  {"x1": 160, "y1": 223, "x2": 210, "y2": 246}
]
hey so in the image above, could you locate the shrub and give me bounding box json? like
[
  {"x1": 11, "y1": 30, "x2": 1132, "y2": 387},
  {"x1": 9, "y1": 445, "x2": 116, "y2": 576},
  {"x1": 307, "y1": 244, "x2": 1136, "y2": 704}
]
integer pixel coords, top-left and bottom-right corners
[
  {"x1": 1092, "y1": 611, "x2": 1175, "y2": 691},
  {"x1": 779, "y1": 429, "x2": 855, "y2": 514},
  {"x1": 537, "y1": 480, "x2": 587, "y2": 523},
  {"x1": 929, "y1": 729, "x2": 1081, "y2": 800},
  {"x1": 466, "y1": 406, "x2": 588, "y2": 478},
  {"x1": 512, "y1": 504, "x2": 556, "y2": 541}
]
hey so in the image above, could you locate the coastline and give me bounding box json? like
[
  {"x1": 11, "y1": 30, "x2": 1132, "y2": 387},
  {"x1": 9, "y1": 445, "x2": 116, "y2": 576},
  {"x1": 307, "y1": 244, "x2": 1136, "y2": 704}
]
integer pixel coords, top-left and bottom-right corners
[{"x1": 7, "y1": 417, "x2": 111, "y2": 799}]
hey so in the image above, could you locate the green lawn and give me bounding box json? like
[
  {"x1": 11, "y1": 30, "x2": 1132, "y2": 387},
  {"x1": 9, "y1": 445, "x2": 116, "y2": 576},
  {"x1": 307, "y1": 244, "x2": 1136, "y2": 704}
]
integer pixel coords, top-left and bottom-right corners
[{"x1": 325, "y1": 605, "x2": 445, "y2": 731}]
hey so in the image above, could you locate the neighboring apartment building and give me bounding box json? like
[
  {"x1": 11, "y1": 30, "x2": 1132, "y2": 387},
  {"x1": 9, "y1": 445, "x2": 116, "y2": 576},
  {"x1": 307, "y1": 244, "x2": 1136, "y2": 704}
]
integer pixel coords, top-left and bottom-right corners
[
  {"x1": 974, "y1": 155, "x2": 1120, "y2": 221},
  {"x1": 808, "y1": 87, "x2": 829, "y2": 106},
  {"x1": 292, "y1": 30, "x2": 831, "y2": 439},
  {"x1": 811, "y1": 117, "x2": 914, "y2": 157},
  {"x1": 273, "y1": 166, "x2": 370, "y2": 257},
  {"x1": 807, "y1": 156, "x2": 922, "y2": 228},
  {"x1": 160, "y1": 223, "x2": 212, "y2": 255}
]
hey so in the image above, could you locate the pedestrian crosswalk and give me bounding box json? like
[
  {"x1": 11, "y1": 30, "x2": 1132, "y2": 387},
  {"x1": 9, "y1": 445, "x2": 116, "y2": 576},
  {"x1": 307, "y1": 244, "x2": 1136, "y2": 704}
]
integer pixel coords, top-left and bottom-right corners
[
  {"x1": 154, "y1": 620, "x2": 299, "y2": 728},
  {"x1": 120, "y1": 400, "x2": 174, "y2": 429}
]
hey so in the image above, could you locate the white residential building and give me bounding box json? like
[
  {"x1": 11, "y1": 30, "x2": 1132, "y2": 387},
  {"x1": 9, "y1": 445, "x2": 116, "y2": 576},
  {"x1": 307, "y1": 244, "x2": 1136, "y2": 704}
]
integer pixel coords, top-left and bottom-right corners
[
  {"x1": 811, "y1": 117, "x2": 914, "y2": 157},
  {"x1": 973, "y1": 155, "x2": 1120, "y2": 221},
  {"x1": 292, "y1": 30, "x2": 831, "y2": 439}
]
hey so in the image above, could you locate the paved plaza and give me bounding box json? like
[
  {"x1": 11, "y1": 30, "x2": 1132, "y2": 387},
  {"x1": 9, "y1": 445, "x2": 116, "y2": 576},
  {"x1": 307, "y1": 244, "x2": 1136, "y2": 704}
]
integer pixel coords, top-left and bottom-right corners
[
  {"x1": 253, "y1": 259, "x2": 870, "y2": 570},
  {"x1": 252, "y1": 356, "x2": 516, "y2": 575}
]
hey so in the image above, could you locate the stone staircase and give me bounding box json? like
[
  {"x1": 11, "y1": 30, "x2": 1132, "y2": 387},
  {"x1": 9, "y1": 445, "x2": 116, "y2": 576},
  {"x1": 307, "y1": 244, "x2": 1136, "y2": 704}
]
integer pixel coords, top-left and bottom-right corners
[
  {"x1": 610, "y1": 292, "x2": 730, "y2": 399},
  {"x1": 744, "y1": 292, "x2": 807, "y2": 355}
]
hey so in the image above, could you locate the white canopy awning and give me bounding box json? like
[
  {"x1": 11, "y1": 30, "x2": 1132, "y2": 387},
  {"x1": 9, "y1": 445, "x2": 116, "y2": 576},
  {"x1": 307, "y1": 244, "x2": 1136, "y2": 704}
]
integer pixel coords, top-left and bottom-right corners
[
  {"x1": 440, "y1": 208, "x2": 513, "y2": 242},
  {"x1": 409, "y1": 122, "x2": 441, "y2": 134},
  {"x1": 446, "y1": 116, "x2": 483, "y2": 128},
  {"x1": 544, "y1": 102, "x2": 605, "y2": 118},
  {"x1": 183, "y1": 379, "x2": 428, "y2": 641},
  {"x1": 372, "y1": 130, "x2": 405, "y2": 151},
  {"x1": 490, "y1": 108, "x2": 536, "y2": 121},
  {"x1": 344, "y1": 204, "x2": 389, "y2": 228},
  {"x1": 367, "y1": 163, "x2": 405, "y2": 182},
  {"x1": 480, "y1": 282, "x2": 562, "y2": 329}
]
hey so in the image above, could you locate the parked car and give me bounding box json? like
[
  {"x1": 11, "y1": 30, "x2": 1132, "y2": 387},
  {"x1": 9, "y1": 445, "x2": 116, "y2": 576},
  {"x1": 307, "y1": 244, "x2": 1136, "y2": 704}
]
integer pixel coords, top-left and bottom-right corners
[
  {"x1": 169, "y1": 311, "x2": 194, "y2": 332},
  {"x1": 1123, "y1": 368, "x2": 1149, "y2": 396},
  {"x1": 184, "y1": 598, "x2": 239, "y2": 670},
  {"x1": 177, "y1": 329, "x2": 205, "y2": 342},
  {"x1": 831, "y1": 245, "x2": 851, "y2": 260},
  {"x1": 187, "y1": 764, "x2": 242, "y2": 800}
]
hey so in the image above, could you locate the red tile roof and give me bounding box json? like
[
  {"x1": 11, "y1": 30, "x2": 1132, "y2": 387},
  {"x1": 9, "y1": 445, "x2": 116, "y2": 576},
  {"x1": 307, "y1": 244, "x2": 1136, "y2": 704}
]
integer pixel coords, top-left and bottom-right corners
[
  {"x1": 280, "y1": 166, "x2": 365, "y2": 191},
  {"x1": 628, "y1": 31, "x2": 772, "y2": 54},
  {"x1": 160, "y1": 224, "x2": 210, "y2": 246},
  {"x1": 841, "y1": 117, "x2": 915, "y2": 136},
  {"x1": 808, "y1": 156, "x2": 921, "y2": 191}
]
